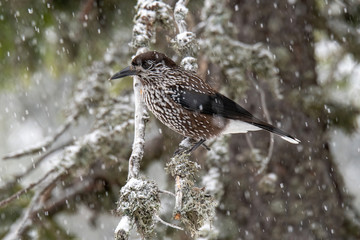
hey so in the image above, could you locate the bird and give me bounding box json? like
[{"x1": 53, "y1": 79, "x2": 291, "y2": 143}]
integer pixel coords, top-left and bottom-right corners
[{"x1": 110, "y1": 51, "x2": 300, "y2": 149}]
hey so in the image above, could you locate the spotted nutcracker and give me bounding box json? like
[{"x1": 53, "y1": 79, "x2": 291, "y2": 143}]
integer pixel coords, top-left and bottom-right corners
[{"x1": 110, "y1": 51, "x2": 300, "y2": 148}]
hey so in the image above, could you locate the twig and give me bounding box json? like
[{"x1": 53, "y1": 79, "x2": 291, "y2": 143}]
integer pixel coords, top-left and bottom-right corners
[
  {"x1": 247, "y1": 71, "x2": 274, "y2": 174},
  {"x1": 3, "y1": 168, "x2": 66, "y2": 240},
  {"x1": 3, "y1": 111, "x2": 79, "y2": 160},
  {"x1": 0, "y1": 169, "x2": 56, "y2": 208},
  {"x1": 0, "y1": 140, "x2": 73, "y2": 193},
  {"x1": 245, "y1": 133, "x2": 255, "y2": 151},
  {"x1": 174, "y1": 0, "x2": 189, "y2": 33},
  {"x1": 174, "y1": 175, "x2": 184, "y2": 220},
  {"x1": 17, "y1": 140, "x2": 73, "y2": 179},
  {"x1": 155, "y1": 215, "x2": 184, "y2": 231},
  {"x1": 159, "y1": 189, "x2": 176, "y2": 197},
  {"x1": 43, "y1": 178, "x2": 94, "y2": 213},
  {"x1": 258, "y1": 83, "x2": 274, "y2": 173}
]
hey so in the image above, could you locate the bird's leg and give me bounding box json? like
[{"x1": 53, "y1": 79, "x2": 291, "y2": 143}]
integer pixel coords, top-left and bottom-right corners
[
  {"x1": 186, "y1": 139, "x2": 206, "y2": 154},
  {"x1": 201, "y1": 142, "x2": 211, "y2": 151}
]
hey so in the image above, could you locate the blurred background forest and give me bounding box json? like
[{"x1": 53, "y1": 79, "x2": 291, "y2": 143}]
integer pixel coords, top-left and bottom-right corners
[{"x1": 1, "y1": 0, "x2": 360, "y2": 239}]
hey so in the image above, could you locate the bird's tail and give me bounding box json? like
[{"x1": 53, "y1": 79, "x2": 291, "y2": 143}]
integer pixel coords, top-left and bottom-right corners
[{"x1": 251, "y1": 121, "x2": 300, "y2": 144}]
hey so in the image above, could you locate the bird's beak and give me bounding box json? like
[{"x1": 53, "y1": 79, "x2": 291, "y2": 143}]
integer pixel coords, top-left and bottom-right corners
[{"x1": 110, "y1": 66, "x2": 137, "y2": 80}]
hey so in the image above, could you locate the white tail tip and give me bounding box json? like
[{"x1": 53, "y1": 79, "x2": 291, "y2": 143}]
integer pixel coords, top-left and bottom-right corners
[{"x1": 281, "y1": 135, "x2": 301, "y2": 144}]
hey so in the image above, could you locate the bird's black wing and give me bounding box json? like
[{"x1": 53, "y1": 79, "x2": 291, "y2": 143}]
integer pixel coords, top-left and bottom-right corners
[
  {"x1": 169, "y1": 86, "x2": 255, "y2": 121},
  {"x1": 169, "y1": 87, "x2": 300, "y2": 143}
]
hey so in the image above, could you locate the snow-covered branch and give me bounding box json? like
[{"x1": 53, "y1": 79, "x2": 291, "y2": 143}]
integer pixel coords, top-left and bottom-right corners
[
  {"x1": 115, "y1": 0, "x2": 174, "y2": 239},
  {"x1": 172, "y1": 0, "x2": 198, "y2": 71},
  {"x1": 127, "y1": 70, "x2": 149, "y2": 180}
]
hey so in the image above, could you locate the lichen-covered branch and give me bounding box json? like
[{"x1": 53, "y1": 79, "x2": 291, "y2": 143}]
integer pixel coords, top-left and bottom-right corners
[
  {"x1": 124, "y1": 0, "x2": 173, "y2": 180},
  {"x1": 165, "y1": 140, "x2": 215, "y2": 237},
  {"x1": 115, "y1": 0, "x2": 174, "y2": 239},
  {"x1": 117, "y1": 178, "x2": 160, "y2": 238},
  {"x1": 172, "y1": 0, "x2": 198, "y2": 71},
  {"x1": 127, "y1": 72, "x2": 149, "y2": 180}
]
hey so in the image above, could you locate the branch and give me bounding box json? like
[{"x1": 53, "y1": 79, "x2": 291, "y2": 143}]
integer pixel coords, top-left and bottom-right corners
[
  {"x1": 20, "y1": 140, "x2": 73, "y2": 177},
  {"x1": 171, "y1": 0, "x2": 198, "y2": 218},
  {"x1": 167, "y1": 1, "x2": 217, "y2": 236},
  {"x1": 115, "y1": 0, "x2": 174, "y2": 238},
  {"x1": 0, "y1": 140, "x2": 73, "y2": 194},
  {"x1": 247, "y1": 71, "x2": 274, "y2": 174},
  {"x1": 159, "y1": 189, "x2": 176, "y2": 197},
  {"x1": 3, "y1": 168, "x2": 67, "y2": 240},
  {"x1": 0, "y1": 169, "x2": 56, "y2": 208},
  {"x1": 43, "y1": 177, "x2": 95, "y2": 214},
  {"x1": 2, "y1": 111, "x2": 78, "y2": 160},
  {"x1": 155, "y1": 215, "x2": 184, "y2": 231},
  {"x1": 127, "y1": 74, "x2": 148, "y2": 180},
  {"x1": 166, "y1": 138, "x2": 215, "y2": 237},
  {"x1": 173, "y1": 0, "x2": 198, "y2": 70}
]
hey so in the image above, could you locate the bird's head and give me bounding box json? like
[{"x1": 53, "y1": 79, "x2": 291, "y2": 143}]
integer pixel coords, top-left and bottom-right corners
[{"x1": 110, "y1": 51, "x2": 178, "y2": 82}]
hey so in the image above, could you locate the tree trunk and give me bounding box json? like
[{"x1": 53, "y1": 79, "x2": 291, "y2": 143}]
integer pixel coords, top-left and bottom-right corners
[{"x1": 213, "y1": 0, "x2": 359, "y2": 239}]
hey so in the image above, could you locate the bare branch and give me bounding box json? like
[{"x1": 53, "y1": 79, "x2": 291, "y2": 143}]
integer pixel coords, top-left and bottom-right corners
[
  {"x1": 2, "y1": 111, "x2": 78, "y2": 160},
  {"x1": 159, "y1": 189, "x2": 176, "y2": 197},
  {"x1": 0, "y1": 169, "x2": 56, "y2": 208},
  {"x1": 0, "y1": 140, "x2": 73, "y2": 193},
  {"x1": 155, "y1": 215, "x2": 184, "y2": 231},
  {"x1": 19, "y1": 140, "x2": 73, "y2": 178},
  {"x1": 3, "y1": 168, "x2": 67, "y2": 240},
  {"x1": 245, "y1": 133, "x2": 255, "y2": 151},
  {"x1": 247, "y1": 71, "x2": 275, "y2": 174},
  {"x1": 43, "y1": 178, "x2": 94, "y2": 214}
]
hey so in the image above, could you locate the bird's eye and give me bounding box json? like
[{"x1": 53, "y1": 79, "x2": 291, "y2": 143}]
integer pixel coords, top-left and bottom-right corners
[{"x1": 142, "y1": 61, "x2": 152, "y2": 69}]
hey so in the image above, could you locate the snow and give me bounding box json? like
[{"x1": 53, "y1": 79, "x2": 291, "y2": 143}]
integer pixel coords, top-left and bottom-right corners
[
  {"x1": 124, "y1": 177, "x2": 143, "y2": 189},
  {"x1": 201, "y1": 167, "x2": 220, "y2": 193},
  {"x1": 82, "y1": 129, "x2": 104, "y2": 144},
  {"x1": 115, "y1": 216, "x2": 131, "y2": 233}
]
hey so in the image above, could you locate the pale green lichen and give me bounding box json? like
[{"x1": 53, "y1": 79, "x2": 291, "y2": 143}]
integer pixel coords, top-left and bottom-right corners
[
  {"x1": 166, "y1": 150, "x2": 216, "y2": 237},
  {"x1": 117, "y1": 178, "x2": 160, "y2": 239},
  {"x1": 179, "y1": 187, "x2": 216, "y2": 237}
]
